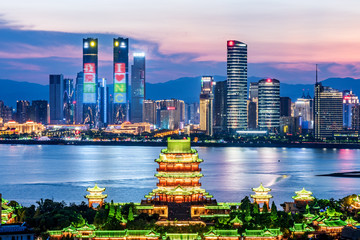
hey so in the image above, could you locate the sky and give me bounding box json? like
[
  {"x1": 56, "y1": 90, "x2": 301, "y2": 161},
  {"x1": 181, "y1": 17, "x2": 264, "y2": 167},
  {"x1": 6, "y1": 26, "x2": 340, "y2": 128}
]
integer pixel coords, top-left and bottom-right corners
[{"x1": 0, "y1": 0, "x2": 360, "y2": 85}]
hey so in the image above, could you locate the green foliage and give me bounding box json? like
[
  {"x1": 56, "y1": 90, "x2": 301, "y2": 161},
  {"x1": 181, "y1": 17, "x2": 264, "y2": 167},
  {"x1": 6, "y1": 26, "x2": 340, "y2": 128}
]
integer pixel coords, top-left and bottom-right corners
[
  {"x1": 127, "y1": 206, "x2": 134, "y2": 221},
  {"x1": 270, "y1": 202, "x2": 278, "y2": 222},
  {"x1": 253, "y1": 203, "x2": 259, "y2": 214},
  {"x1": 262, "y1": 203, "x2": 269, "y2": 213}
]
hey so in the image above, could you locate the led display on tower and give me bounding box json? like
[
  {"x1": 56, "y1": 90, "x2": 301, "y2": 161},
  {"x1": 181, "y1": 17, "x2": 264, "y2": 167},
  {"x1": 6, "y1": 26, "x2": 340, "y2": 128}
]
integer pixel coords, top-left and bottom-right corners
[
  {"x1": 83, "y1": 39, "x2": 98, "y2": 104},
  {"x1": 113, "y1": 37, "x2": 129, "y2": 123},
  {"x1": 82, "y1": 38, "x2": 98, "y2": 126}
]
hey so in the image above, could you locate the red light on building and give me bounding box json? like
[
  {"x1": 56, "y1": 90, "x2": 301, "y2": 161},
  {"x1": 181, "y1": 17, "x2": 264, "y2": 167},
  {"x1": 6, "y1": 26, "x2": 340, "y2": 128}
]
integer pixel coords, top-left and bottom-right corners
[
  {"x1": 167, "y1": 107, "x2": 176, "y2": 110},
  {"x1": 266, "y1": 78, "x2": 272, "y2": 83},
  {"x1": 228, "y1": 41, "x2": 234, "y2": 47},
  {"x1": 344, "y1": 96, "x2": 351, "y2": 100},
  {"x1": 73, "y1": 101, "x2": 76, "y2": 104}
]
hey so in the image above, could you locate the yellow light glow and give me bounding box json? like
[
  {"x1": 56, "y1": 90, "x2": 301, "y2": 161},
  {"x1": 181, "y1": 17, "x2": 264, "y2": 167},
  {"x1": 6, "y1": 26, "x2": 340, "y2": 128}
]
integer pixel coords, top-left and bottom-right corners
[
  {"x1": 115, "y1": 41, "x2": 119, "y2": 47},
  {"x1": 90, "y1": 41, "x2": 95, "y2": 47}
]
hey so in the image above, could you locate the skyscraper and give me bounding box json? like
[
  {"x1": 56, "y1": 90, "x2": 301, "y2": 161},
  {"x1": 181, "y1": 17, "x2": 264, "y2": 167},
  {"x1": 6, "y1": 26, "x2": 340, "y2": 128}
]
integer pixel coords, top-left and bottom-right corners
[
  {"x1": 343, "y1": 90, "x2": 359, "y2": 129},
  {"x1": 226, "y1": 40, "x2": 248, "y2": 133},
  {"x1": 31, "y1": 100, "x2": 48, "y2": 124},
  {"x1": 156, "y1": 99, "x2": 185, "y2": 130},
  {"x1": 294, "y1": 93, "x2": 314, "y2": 132},
  {"x1": 63, "y1": 78, "x2": 74, "y2": 124},
  {"x1": 131, "y1": 52, "x2": 145, "y2": 123},
  {"x1": 113, "y1": 37, "x2": 129, "y2": 124},
  {"x1": 16, "y1": 100, "x2": 30, "y2": 123},
  {"x1": 213, "y1": 80, "x2": 227, "y2": 133},
  {"x1": 199, "y1": 76, "x2": 214, "y2": 136},
  {"x1": 49, "y1": 74, "x2": 64, "y2": 124},
  {"x1": 98, "y1": 78, "x2": 108, "y2": 124},
  {"x1": 83, "y1": 38, "x2": 98, "y2": 126},
  {"x1": 280, "y1": 97, "x2": 291, "y2": 117},
  {"x1": 75, "y1": 71, "x2": 84, "y2": 124},
  {"x1": 258, "y1": 78, "x2": 280, "y2": 133},
  {"x1": 314, "y1": 83, "x2": 343, "y2": 139},
  {"x1": 143, "y1": 100, "x2": 156, "y2": 125}
]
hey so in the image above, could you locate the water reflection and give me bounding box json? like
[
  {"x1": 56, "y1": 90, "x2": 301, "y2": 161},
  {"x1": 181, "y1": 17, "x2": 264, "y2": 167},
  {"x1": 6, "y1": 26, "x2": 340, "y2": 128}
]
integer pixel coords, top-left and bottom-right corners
[{"x1": 1, "y1": 145, "x2": 360, "y2": 206}]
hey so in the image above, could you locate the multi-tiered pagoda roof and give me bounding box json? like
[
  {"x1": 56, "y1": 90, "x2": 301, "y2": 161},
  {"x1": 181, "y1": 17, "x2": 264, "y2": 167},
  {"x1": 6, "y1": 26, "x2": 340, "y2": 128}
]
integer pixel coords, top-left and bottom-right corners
[{"x1": 145, "y1": 138, "x2": 213, "y2": 203}]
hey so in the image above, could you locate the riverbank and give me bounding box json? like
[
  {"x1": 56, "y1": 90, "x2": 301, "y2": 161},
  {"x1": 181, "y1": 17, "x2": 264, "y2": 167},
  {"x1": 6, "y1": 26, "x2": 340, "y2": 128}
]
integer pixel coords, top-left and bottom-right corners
[{"x1": 1, "y1": 139, "x2": 360, "y2": 149}]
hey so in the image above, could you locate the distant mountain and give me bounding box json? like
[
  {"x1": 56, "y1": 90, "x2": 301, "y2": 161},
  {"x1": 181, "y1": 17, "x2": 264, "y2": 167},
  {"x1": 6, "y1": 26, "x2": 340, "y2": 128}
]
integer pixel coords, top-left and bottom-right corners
[
  {"x1": 1, "y1": 77, "x2": 360, "y2": 108},
  {"x1": 0, "y1": 79, "x2": 48, "y2": 108}
]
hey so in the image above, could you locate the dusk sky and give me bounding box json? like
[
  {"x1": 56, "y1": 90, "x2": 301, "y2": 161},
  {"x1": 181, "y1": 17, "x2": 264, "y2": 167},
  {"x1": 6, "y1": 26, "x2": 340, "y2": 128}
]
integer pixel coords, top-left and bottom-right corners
[{"x1": 1, "y1": 0, "x2": 360, "y2": 85}]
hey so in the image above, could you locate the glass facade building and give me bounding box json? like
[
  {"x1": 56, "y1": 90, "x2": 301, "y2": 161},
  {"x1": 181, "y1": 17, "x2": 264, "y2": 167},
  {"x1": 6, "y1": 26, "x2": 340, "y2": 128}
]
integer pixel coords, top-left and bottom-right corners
[
  {"x1": 258, "y1": 79, "x2": 280, "y2": 133},
  {"x1": 131, "y1": 53, "x2": 145, "y2": 123},
  {"x1": 314, "y1": 83, "x2": 343, "y2": 139},
  {"x1": 226, "y1": 40, "x2": 247, "y2": 133},
  {"x1": 199, "y1": 76, "x2": 214, "y2": 136}
]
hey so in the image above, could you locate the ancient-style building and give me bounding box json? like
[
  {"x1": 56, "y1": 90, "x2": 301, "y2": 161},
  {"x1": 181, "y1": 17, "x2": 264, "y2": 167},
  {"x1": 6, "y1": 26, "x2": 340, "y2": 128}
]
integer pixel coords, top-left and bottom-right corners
[
  {"x1": 85, "y1": 184, "x2": 107, "y2": 208},
  {"x1": 292, "y1": 188, "x2": 314, "y2": 204},
  {"x1": 140, "y1": 137, "x2": 229, "y2": 222},
  {"x1": 250, "y1": 183, "x2": 272, "y2": 208}
]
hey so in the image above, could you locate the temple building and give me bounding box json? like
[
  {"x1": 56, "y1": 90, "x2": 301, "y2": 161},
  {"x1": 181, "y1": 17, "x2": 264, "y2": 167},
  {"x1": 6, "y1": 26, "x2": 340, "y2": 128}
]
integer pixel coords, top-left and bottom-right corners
[
  {"x1": 352, "y1": 195, "x2": 360, "y2": 210},
  {"x1": 85, "y1": 184, "x2": 107, "y2": 208},
  {"x1": 139, "y1": 138, "x2": 231, "y2": 222},
  {"x1": 292, "y1": 188, "x2": 315, "y2": 205},
  {"x1": 250, "y1": 183, "x2": 272, "y2": 208}
]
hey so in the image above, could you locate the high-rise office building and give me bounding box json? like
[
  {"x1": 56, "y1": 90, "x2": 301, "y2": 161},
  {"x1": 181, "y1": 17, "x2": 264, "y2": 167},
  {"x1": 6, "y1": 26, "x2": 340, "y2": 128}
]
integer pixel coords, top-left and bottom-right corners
[
  {"x1": 226, "y1": 40, "x2": 248, "y2": 133},
  {"x1": 343, "y1": 90, "x2": 359, "y2": 129},
  {"x1": 314, "y1": 82, "x2": 343, "y2": 139},
  {"x1": 49, "y1": 74, "x2": 64, "y2": 124},
  {"x1": 98, "y1": 78, "x2": 108, "y2": 124},
  {"x1": 280, "y1": 97, "x2": 291, "y2": 117},
  {"x1": 213, "y1": 80, "x2": 227, "y2": 133},
  {"x1": 143, "y1": 100, "x2": 156, "y2": 125},
  {"x1": 16, "y1": 100, "x2": 30, "y2": 123},
  {"x1": 249, "y1": 82, "x2": 259, "y2": 100},
  {"x1": 113, "y1": 37, "x2": 129, "y2": 124},
  {"x1": 75, "y1": 72, "x2": 84, "y2": 124},
  {"x1": 247, "y1": 100, "x2": 257, "y2": 130},
  {"x1": 31, "y1": 100, "x2": 48, "y2": 124},
  {"x1": 0, "y1": 101, "x2": 13, "y2": 123},
  {"x1": 83, "y1": 38, "x2": 98, "y2": 126},
  {"x1": 63, "y1": 78, "x2": 74, "y2": 124},
  {"x1": 131, "y1": 53, "x2": 146, "y2": 123},
  {"x1": 199, "y1": 76, "x2": 214, "y2": 136},
  {"x1": 258, "y1": 79, "x2": 280, "y2": 133},
  {"x1": 156, "y1": 99, "x2": 185, "y2": 130},
  {"x1": 294, "y1": 93, "x2": 314, "y2": 132},
  {"x1": 352, "y1": 105, "x2": 360, "y2": 131}
]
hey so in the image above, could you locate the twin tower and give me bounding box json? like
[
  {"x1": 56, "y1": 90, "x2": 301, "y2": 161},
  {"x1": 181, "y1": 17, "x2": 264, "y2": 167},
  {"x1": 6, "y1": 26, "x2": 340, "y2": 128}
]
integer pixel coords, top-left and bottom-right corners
[{"x1": 82, "y1": 38, "x2": 145, "y2": 126}]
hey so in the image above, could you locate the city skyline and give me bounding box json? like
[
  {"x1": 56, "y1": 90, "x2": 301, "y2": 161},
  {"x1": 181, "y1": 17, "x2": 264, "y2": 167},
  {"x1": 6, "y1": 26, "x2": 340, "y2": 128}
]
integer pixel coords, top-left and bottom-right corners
[{"x1": 1, "y1": 0, "x2": 360, "y2": 85}]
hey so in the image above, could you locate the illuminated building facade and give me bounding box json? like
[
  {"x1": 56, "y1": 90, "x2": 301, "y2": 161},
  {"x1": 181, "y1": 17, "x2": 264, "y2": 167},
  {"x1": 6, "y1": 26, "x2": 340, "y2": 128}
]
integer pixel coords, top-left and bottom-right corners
[
  {"x1": 294, "y1": 93, "x2": 314, "y2": 132},
  {"x1": 143, "y1": 138, "x2": 215, "y2": 220},
  {"x1": 98, "y1": 78, "x2": 108, "y2": 124},
  {"x1": 343, "y1": 90, "x2": 359, "y2": 129},
  {"x1": 258, "y1": 79, "x2": 280, "y2": 133},
  {"x1": 85, "y1": 184, "x2": 107, "y2": 208},
  {"x1": 131, "y1": 53, "x2": 145, "y2": 123},
  {"x1": 251, "y1": 183, "x2": 272, "y2": 208},
  {"x1": 1, "y1": 120, "x2": 45, "y2": 134},
  {"x1": 143, "y1": 100, "x2": 156, "y2": 125},
  {"x1": 199, "y1": 76, "x2": 214, "y2": 136},
  {"x1": 113, "y1": 37, "x2": 129, "y2": 124},
  {"x1": 226, "y1": 40, "x2": 248, "y2": 133},
  {"x1": 352, "y1": 105, "x2": 360, "y2": 131},
  {"x1": 106, "y1": 122, "x2": 151, "y2": 135},
  {"x1": 156, "y1": 99, "x2": 185, "y2": 130},
  {"x1": 213, "y1": 80, "x2": 227, "y2": 133},
  {"x1": 314, "y1": 83, "x2": 343, "y2": 139},
  {"x1": 83, "y1": 38, "x2": 98, "y2": 126}
]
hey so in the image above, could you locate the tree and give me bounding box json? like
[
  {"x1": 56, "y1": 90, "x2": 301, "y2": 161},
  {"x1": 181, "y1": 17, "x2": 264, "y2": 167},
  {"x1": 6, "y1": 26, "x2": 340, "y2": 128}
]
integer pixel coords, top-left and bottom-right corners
[
  {"x1": 253, "y1": 203, "x2": 259, "y2": 214},
  {"x1": 127, "y1": 206, "x2": 134, "y2": 221},
  {"x1": 270, "y1": 202, "x2": 278, "y2": 222},
  {"x1": 262, "y1": 203, "x2": 268, "y2": 213}
]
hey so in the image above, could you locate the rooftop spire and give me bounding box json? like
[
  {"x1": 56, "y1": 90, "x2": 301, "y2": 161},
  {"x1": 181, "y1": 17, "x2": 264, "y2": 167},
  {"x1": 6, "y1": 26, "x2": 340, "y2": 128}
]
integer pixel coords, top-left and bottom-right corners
[{"x1": 316, "y1": 64, "x2": 318, "y2": 84}]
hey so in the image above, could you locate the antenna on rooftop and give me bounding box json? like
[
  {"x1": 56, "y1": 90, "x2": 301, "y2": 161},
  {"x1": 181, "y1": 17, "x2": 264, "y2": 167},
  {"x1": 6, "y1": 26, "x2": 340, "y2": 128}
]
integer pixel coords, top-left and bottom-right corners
[{"x1": 316, "y1": 64, "x2": 318, "y2": 84}]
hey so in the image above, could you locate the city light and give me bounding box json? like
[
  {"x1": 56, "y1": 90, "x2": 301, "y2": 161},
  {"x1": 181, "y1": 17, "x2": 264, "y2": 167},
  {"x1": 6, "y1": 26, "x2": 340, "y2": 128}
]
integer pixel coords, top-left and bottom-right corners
[
  {"x1": 114, "y1": 41, "x2": 119, "y2": 47},
  {"x1": 266, "y1": 78, "x2": 272, "y2": 83},
  {"x1": 90, "y1": 41, "x2": 96, "y2": 47},
  {"x1": 133, "y1": 52, "x2": 145, "y2": 57},
  {"x1": 228, "y1": 40, "x2": 234, "y2": 46}
]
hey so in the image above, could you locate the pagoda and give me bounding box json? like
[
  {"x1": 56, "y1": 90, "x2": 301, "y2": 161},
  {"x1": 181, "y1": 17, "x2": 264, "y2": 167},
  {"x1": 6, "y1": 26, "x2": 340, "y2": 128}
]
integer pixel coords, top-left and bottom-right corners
[
  {"x1": 250, "y1": 183, "x2": 272, "y2": 208},
  {"x1": 292, "y1": 188, "x2": 315, "y2": 204},
  {"x1": 85, "y1": 184, "x2": 108, "y2": 208},
  {"x1": 141, "y1": 137, "x2": 217, "y2": 221}
]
